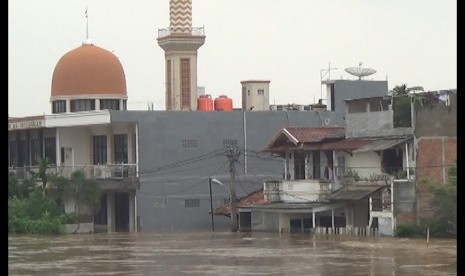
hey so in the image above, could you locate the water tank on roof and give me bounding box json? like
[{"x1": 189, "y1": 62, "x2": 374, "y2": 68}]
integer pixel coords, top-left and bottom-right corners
[
  {"x1": 214, "y1": 95, "x2": 233, "y2": 111},
  {"x1": 197, "y1": 94, "x2": 214, "y2": 111}
]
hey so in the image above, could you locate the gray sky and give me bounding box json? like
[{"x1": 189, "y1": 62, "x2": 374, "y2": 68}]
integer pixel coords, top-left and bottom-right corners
[{"x1": 9, "y1": 0, "x2": 456, "y2": 117}]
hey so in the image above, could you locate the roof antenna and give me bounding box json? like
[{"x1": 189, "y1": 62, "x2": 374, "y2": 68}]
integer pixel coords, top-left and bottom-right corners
[{"x1": 83, "y1": 7, "x2": 92, "y2": 45}]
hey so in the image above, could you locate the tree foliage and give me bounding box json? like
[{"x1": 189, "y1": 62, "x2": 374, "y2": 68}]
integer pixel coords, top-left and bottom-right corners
[
  {"x1": 422, "y1": 162, "x2": 457, "y2": 236},
  {"x1": 9, "y1": 168, "x2": 102, "y2": 234}
]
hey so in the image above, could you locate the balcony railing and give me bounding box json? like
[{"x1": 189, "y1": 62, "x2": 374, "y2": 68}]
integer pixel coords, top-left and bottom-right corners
[
  {"x1": 157, "y1": 26, "x2": 205, "y2": 38},
  {"x1": 9, "y1": 164, "x2": 138, "y2": 180},
  {"x1": 263, "y1": 179, "x2": 332, "y2": 203}
]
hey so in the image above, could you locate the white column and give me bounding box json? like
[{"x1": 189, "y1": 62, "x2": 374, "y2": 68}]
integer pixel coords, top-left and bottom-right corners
[
  {"x1": 405, "y1": 142, "x2": 409, "y2": 179},
  {"x1": 66, "y1": 99, "x2": 71, "y2": 113},
  {"x1": 107, "y1": 191, "x2": 115, "y2": 233},
  {"x1": 96, "y1": 98, "x2": 101, "y2": 111},
  {"x1": 55, "y1": 128, "x2": 61, "y2": 167},
  {"x1": 284, "y1": 152, "x2": 288, "y2": 180},
  {"x1": 289, "y1": 152, "x2": 295, "y2": 180},
  {"x1": 312, "y1": 210, "x2": 316, "y2": 229},
  {"x1": 331, "y1": 208, "x2": 335, "y2": 232}
]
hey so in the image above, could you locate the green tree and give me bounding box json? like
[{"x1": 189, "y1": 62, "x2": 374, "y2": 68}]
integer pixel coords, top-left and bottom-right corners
[
  {"x1": 51, "y1": 170, "x2": 101, "y2": 227},
  {"x1": 428, "y1": 162, "x2": 457, "y2": 236},
  {"x1": 9, "y1": 171, "x2": 39, "y2": 199}
]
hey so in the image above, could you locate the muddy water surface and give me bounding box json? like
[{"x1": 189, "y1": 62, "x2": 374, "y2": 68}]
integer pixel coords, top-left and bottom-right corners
[{"x1": 8, "y1": 232, "x2": 456, "y2": 275}]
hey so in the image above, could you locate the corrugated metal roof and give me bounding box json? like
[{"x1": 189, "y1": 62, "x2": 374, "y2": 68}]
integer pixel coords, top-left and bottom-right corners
[
  {"x1": 326, "y1": 183, "x2": 386, "y2": 201},
  {"x1": 352, "y1": 138, "x2": 410, "y2": 153},
  {"x1": 319, "y1": 139, "x2": 372, "y2": 150}
]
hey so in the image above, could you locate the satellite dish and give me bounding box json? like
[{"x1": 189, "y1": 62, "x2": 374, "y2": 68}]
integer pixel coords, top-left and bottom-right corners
[
  {"x1": 324, "y1": 118, "x2": 331, "y2": 126},
  {"x1": 344, "y1": 63, "x2": 377, "y2": 80}
]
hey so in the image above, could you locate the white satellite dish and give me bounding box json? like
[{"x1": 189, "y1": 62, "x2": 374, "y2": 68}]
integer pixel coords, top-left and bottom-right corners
[{"x1": 344, "y1": 63, "x2": 376, "y2": 80}]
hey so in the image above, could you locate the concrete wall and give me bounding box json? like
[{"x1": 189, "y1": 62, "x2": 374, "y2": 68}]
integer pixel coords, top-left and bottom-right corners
[
  {"x1": 378, "y1": 217, "x2": 393, "y2": 236},
  {"x1": 345, "y1": 151, "x2": 382, "y2": 179},
  {"x1": 241, "y1": 82, "x2": 270, "y2": 111},
  {"x1": 110, "y1": 110, "x2": 344, "y2": 232},
  {"x1": 58, "y1": 126, "x2": 92, "y2": 166},
  {"x1": 345, "y1": 111, "x2": 413, "y2": 138},
  {"x1": 327, "y1": 80, "x2": 389, "y2": 120},
  {"x1": 414, "y1": 93, "x2": 457, "y2": 137},
  {"x1": 393, "y1": 180, "x2": 416, "y2": 224}
]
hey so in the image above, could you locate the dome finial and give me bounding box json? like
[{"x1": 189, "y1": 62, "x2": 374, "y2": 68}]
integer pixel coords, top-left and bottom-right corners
[{"x1": 83, "y1": 7, "x2": 93, "y2": 45}]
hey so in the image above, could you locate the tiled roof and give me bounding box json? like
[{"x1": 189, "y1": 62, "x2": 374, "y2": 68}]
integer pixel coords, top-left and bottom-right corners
[
  {"x1": 285, "y1": 126, "x2": 345, "y2": 143},
  {"x1": 262, "y1": 126, "x2": 345, "y2": 152},
  {"x1": 214, "y1": 189, "x2": 264, "y2": 217}
]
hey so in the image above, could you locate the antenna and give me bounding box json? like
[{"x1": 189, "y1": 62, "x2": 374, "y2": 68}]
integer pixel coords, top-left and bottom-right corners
[
  {"x1": 344, "y1": 62, "x2": 376, "y2": 80},
  {"x1": 320, "y1": 62, "x2": 338, "y2": 101}
]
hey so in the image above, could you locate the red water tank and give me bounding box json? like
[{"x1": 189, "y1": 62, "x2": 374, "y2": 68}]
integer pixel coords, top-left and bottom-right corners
[
  {"x1": 214, "y1": 95, "x2": 233, "y2": 111},
  {"x1": 197, "y1": 95, "x2": 214, "y2": 111}
]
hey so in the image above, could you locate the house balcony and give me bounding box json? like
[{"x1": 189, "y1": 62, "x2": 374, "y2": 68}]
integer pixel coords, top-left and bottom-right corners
[
  {"x1": 264, "y1": 179, "x2": 333, "y2": 203},
  {"x1": 8, "y1": 164, "x2": 140, "y2": 190}
]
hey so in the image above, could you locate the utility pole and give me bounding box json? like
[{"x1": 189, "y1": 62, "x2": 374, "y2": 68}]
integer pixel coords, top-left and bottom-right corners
[
  {"x1": 226, "y1": 146, "x2": 240, "y2": 232},
  {"x1": 209, "y1": 177, "x2": 214, "y2": 232}
]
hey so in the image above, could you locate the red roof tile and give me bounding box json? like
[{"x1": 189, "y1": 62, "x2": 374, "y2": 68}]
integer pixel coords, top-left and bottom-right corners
[
  {"x1": 285, "y1": 126, "x2": 345, "y2": 143},
  {"x1": 262, "y1": 126, "x2": 345, "y2": 152},
  {"x1": 214, "y1": 189, "x2": 264, "y2": 217}
]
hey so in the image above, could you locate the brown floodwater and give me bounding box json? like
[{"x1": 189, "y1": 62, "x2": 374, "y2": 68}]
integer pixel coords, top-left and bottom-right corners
[{"x1": 8, "y1": 231, "x2": 456, "y2": 276}]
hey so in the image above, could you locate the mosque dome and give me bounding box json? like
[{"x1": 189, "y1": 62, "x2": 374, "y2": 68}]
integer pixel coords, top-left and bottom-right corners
[{"x1": 51, "y1": 42, "x2": 127, "y2": 97}]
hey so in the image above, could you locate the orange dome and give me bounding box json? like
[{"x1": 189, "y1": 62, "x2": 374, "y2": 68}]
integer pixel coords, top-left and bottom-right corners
[{"x1": 51, "y1": 43, "x2": 127, "y2": 97}]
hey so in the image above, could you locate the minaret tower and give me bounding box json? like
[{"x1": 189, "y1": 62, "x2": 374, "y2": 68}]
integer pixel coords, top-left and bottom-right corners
[{"x1": 157, "y1": 0, "x2": 206, "y2": 111}]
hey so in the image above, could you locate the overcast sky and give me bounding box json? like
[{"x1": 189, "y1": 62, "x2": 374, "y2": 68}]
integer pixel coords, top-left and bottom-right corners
[{"x1": 9, "y1": 0, "x2": 456, "y2": 117}]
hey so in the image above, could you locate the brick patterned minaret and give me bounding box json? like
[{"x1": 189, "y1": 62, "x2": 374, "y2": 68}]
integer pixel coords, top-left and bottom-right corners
[
  {"x1": 170, "y1": 0, "x2": 192, "y2": 34},
  {"x1": 158, "y1": 0, "x2": 205, "y2": 111}
]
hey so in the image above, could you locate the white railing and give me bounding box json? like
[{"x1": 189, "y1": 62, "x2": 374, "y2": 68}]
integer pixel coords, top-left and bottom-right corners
[
  {"x1": 9, "y1": 164, "x2": 138, "y2": 180},
  {"x1": 263, "y1": 179, "x2": 332, "y2": 203},
  {"x1": 157, "y1": 26, "x2": 205, "y2": 38}
]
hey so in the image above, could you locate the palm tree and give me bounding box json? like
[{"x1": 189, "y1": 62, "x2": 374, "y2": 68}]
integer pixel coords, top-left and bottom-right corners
[
  {"x1": 37, "y1": 157, "x2": 50, "y2": 194},
  {"x1": 52, "y1": 170, "x2": 101, "y2": 232}
]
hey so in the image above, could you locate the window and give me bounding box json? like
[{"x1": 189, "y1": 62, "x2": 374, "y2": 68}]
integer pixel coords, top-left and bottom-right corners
[
  {"x1": 52, "y1": 100, "x2": 66, "y2": 113},
  {"x1": 247, "y1": 90, "x2": 250, "y2": 96},
  {"x1": 180, "y1": 58, "x2": 191, "y2": 108},
  {"x1": 44, "y1": 137, "x2": 56, "y2": 165},
  {"x1": 17, "y1": 140, "x2": 27, "y2": 167},
  {"x1": 71, "y1": 99, "x2": 95, "y2": 112},
  {"x1": 93, "y1": 135, "x2": 107, "y2": 165},
  {"x1": 9, "y1": 141, "x2": 17, "y2": 167},
  {"x1": 294, "y1": 152, "x2": 306, "y2": 180},
  {"x1": 223, "y1": 139, "x2": 238, "y2": 149},
  {"x1": 258, "y1": 89, "x2": 264, "y2": 95},
  {"x1": 114, "y1": 134, "x2": 128, "y2": 163},
  {"x1": 184, "y1": 199, "x2": 200, "y2": 208},
  {"x1": 122, "y1": 100, "x2": 127, "y2": 111},
  {"x1": 182, "y1": 139, "x2": 197, "y2": 148},
  {"x1": 100, "y1": 99, "x2": 120, "y2": 110},
  {"x1": 30, "y1": 139, "x2": 41, "y2": 165}
]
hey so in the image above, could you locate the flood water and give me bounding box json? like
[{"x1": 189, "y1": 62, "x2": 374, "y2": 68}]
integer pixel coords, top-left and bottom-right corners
[{"x1": 8, "y1": 231, "x2": 456, "y2": 276}]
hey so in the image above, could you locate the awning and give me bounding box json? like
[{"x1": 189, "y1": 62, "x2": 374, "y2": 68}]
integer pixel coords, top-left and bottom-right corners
[
  {"x1": 326, "y1": 184, "x2": 387, "y2": 201},
  {"x1": 352, "y1": 138, "x2": 410, "y2": 153}
]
